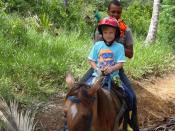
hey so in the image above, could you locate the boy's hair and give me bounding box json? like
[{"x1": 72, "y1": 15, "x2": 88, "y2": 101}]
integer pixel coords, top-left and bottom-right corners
[
  {"x1": 101, "y1": 25, "x2": 115, "y2": 32},
  {"x1": 108, "y1": 0, "x2": 121, "y2": 10}
]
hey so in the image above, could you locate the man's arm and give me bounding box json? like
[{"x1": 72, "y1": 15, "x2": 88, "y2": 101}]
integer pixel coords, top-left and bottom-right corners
[
  {"x1": 94, "y1": 28, "x2": 103, "y2": 43},
  {"x1": 125, "y1": 28, "x2": 134, "y2": 58},
  {"x1": 125, "y1": 44, "x2": 133, "y2": 58}
]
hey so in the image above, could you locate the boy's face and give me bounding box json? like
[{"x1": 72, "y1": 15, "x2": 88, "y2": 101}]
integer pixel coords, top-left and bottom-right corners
[
  {"x1": 108, "y1": 4, "x2": 122, "y2": 20},
  {"x1": 102, "y1": 27, "x2": 116, "y2": 43}
]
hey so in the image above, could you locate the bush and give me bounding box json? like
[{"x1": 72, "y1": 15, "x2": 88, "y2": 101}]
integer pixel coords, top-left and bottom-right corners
[
  {"x1": 0, "y1": 12, "x2": 29, "y2": 46},
  {"x1": 125, "y1": 38, "x2": 175, "y2": 79},
  {"x1": 122, "y1": 1, "x2": 152, "y2": 36},
  {"x1": 158, "y1": 0, "x2": 175, "y2": 48}
]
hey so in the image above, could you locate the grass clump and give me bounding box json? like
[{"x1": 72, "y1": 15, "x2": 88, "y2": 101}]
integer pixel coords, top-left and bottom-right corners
[
  {"x1": 0, "y1": 13, "x2": 91, "y2": 105},
  {"x1": 125, "y1": 38, "x2": 175, "y2": 79}
]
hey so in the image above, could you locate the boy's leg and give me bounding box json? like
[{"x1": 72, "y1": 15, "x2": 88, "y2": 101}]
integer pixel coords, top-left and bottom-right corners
[
  {"x1": 119, "y1": 68, "x2": 139, "y2": 131},
  {"x1": 80, "y1": 68, "x2": 94, "y2": 82},
  {"x1": 60, "y1": 121, "x2": 68, "y2": 131}
]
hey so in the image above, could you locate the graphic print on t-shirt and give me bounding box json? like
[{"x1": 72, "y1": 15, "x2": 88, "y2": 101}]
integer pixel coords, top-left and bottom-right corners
[{"x1": 98, "y1": 49, "x2": 115, "y2": 69}]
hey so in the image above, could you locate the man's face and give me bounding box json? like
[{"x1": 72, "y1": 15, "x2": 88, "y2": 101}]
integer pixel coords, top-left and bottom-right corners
[
  {"x1": 102, "y1": 27, "x2": 116, "y2": 43},
  {"x1": 108, "y1": 4, "x2": 122, "y2": 20}
]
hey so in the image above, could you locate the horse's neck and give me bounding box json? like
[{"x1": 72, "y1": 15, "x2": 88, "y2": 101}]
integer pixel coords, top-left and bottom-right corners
[
  {"x1": 91, "y1": 88, "x2": 119, "y2": 131},
  {"x1": 97, "y1": 88, "x2": 117, "y2": 114}
]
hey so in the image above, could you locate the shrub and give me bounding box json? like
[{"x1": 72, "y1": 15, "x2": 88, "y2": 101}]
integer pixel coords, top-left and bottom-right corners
[
  {"x1": 122, "y1": 1, "x2": 152, "y2": 36},
  {"x1": 0, "y1": 12, "x2": 29, "y2": 46}
]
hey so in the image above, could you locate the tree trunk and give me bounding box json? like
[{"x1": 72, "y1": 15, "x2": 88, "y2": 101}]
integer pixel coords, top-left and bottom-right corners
[
  {"x1": 64, "y1": 0, "x2": 68, "y2": 7},
  {"x1": 145, "y1": 0, "x2": 160, "y2": 44}
]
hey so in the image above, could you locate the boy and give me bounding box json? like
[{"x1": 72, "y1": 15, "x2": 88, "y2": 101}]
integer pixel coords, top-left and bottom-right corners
[{"x1": 88, "y1": 17, "x2": 125, "y2": 85}]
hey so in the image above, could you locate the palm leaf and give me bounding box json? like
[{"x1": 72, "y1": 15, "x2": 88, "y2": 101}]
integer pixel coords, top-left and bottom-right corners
[{"x1": 0, "y1": 98, "x2": 36, "y2": 131}]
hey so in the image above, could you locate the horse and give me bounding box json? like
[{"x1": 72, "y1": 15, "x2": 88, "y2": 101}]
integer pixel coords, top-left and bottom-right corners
[{"x1": 63, "y1": 73, "x2": 127, "y2": 131}]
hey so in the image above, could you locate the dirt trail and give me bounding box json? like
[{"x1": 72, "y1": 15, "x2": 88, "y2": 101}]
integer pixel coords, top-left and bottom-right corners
[
  {"x1": 134, "y1": 73, "x2": 175, "y2": 128},
  {"x1": 140, "y1": 73, "x2": 175, "y2": 104},
  {"x1": 36, "y1": 73, "x2": 175, "y2": 131}
]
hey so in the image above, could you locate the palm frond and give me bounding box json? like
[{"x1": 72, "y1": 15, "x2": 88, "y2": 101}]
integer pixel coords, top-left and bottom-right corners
[{"x1": 0, "y1": 98, "x2": 36, "y2": 131}]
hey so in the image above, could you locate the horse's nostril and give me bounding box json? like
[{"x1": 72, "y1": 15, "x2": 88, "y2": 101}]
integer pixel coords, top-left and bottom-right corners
[
  {"x1": 63, "y1": 112, "x2": 67, "y2": 118},
  {"x1": 64, "y1": 108, "x2": 67, "y2": 112},
  {"x1": 64, "y1": 108, "x2": 68, "y2": 116}
]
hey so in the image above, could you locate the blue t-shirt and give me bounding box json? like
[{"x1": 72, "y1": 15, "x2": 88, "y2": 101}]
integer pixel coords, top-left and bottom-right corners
[{"x1": 88, "y1": 41, "x2": 125, "y2": 78}]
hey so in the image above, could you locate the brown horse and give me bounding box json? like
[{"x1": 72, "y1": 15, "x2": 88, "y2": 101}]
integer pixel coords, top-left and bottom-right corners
[{"x1": 64, "y1": 74, "x2": 125, "y2": 131}]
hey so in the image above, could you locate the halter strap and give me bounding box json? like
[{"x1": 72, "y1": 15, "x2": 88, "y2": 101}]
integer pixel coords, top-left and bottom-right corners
[
  {"x1": 67, "y1": 96, "x2": 81, "y2": 104},
  {"x1": 67, "y1": 91, "x2": 95, "y2": 131}
]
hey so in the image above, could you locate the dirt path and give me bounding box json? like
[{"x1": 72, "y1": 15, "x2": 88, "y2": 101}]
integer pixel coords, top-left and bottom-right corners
[
  {"x1": 139, "y1": 73, "x2": 175, "y2": 105},
  {"x1": 35, "y1": 73, "x2": 175, "y2": 131},
  {"x1": 134, "y1": 73, "x2": 175, "y2": 128}
]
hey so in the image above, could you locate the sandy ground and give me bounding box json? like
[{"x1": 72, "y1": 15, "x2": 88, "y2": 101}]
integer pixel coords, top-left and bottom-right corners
[
  {"x1": 35, "y1": 73, "x2": 175, "y2": 131},
  {"x1": 134, "y1": 73, "x2": 175, "y2": 128}
]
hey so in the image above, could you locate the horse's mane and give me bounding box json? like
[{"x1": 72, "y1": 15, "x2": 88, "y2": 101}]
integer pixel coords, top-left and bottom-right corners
[
  {"x1": 97, "y1": 89, "x2": 114, "y2": 123},
  {"x1": 96, "y1": 87, "x2": 121, "y2": 128},
  {"x1": 66, "y1": 83, "x2": 80, "y2": 99}
]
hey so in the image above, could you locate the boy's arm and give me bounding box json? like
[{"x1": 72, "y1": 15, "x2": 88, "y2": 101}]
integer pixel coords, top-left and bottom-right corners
[
  {"x1": 103, "y1": 62, "x2": 123, "y2": 75},
  {"x1": 112, "y1": 62, "x2": 124, "y2": 71},
  {"x1": 89, "y1": 60, "x2": 102, "y2": 75},
  {"x1": 88, "y1": 60, "x2": 97, "y2": 70}
]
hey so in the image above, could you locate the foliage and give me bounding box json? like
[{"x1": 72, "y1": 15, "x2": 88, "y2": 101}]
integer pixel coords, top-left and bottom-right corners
[
  {"x1": 0, "y1": 0, "x2": 174, "y2": 107},
  {"x1": 2, "y1": 0, "x2": 32, "y2": 15},
  {"x1": 2, "y1": 0, "x2": 100, "y2": 33},
  {"x1": 0, "y1": 98, "x2": 36, "y2": 131},
  {"x1": 125, "y1": 38, "x2": 175, "y2": 79},
  {"x1": 122, "y1": 0, "x2": 152, "y2": 36},
  {"x1": 0, "y1": 14, "x2": 91, "y2": 104},
  {"x1": 0, "y1": 12, "x2": 29, "y2": 46},
  {"x1": 158, "y1": 0, "x2": 175, "y2": 48}
]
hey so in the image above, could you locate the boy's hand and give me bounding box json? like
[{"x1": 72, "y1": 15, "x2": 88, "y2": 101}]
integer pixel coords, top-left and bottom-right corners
[
  {"x1": 103, "y1": 66, "x2": 114, "y2": 75},
  {"x1": 96, "y1": 67, "x2": 102, "y2": 76}
]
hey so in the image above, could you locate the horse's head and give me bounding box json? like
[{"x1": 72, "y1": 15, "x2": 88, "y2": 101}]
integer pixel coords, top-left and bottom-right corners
[{"x1": 64, "y1": 73, "x2": 102, "y2": 131}]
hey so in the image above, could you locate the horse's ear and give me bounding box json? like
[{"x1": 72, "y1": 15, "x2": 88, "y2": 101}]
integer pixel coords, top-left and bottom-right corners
[
  {"x1": 88, "y1": 76, "x2": 103, "y2": 96},
  {"x1": 65, "y1": 73, "x2": 75, "y2": 89}
]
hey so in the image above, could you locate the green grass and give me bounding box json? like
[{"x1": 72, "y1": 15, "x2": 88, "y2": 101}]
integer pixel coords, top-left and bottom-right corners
[
  {"x1": 0, "y1": 22, "x2": 91, "y2": 105},
  {"x1": 125, "y1": 38, "x2": 175, "y2": 79}
]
